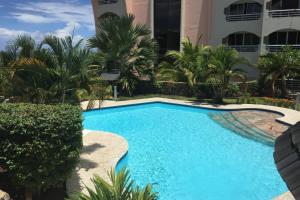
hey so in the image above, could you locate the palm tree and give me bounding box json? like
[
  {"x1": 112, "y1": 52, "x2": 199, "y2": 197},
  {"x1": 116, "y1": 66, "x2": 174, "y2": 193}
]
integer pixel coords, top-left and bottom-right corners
[
  {"x1": 0, "y1": 35, "x2": 54, "y2": 103},
  {"x1": 88, "y1": 14, "x2": 158, "y2": 96},
  {"x1": 70, "y1": 168, "x2": 158, "y2": 200},
  {"x1": 206, "y1": 45, "x2": 246, "y2": 103},
  {"x1": 41, "y1": 35, "x2": 94, "y2": 103},
  {"x1": 0, "y1": 51, "x2": 14, "y2": 97},
  {"x1": 10, "y1": 58, "x2": 52, "y2": 103},
  {"x1": 258, "y1": 46, "x2": 300, "y2": 98},
  {"x1": 157, "y1": 38, "x2": 211, "y2": 95},
  {"x1": 1, "y1": 34, "x2": 98, "y2": 104}
]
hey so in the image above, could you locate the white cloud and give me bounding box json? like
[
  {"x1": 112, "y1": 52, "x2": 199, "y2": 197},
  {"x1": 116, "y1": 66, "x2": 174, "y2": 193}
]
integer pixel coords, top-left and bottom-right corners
[
  {"x1": 53, "y1": 22, "x2": 84, "y2": 44},
  {"x1": 12, "y1": 1, "x2": 95, "y2": 29},
  {"x1": 0, "y1": 27, "x2": 43, "y2": 40},
  {"x1": 0, "y1": 22, "x2": 85, "y2": 49},
  {"x1": 54, "y1": 22, "x2": 81, "y2": 38},
  {"x1": 11, "y1": 13, "x2": 55, "y2": 24}
]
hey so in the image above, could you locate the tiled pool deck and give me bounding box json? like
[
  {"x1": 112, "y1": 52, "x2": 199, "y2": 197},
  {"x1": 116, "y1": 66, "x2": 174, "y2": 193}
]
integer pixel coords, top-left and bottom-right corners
[{"x1": 68, "y1": 98, "x2": 300, "y2": 199}]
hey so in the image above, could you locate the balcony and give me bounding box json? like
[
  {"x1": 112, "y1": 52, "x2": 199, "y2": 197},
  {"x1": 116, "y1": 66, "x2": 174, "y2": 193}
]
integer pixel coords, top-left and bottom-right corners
[
  {"x1": 226, "y1": 45, "x2": 259, "y2": 52},
  {"x1": 266, "y1": 30, "x2": 300, "y2": 52},
  {"x1": 223, "y1": 32, "x2": 260, "y2": 52},
  {"x1": 224, "y1": 2, "x2": 262, "y2": 22},
  {"x1": 266, "y1": 44, "x2": 300, "y2": 52},
  {"x1": 226, "y1": 13, "x2": 261, "y2": 21},
  {"x1": 268, "y1": 9, "x2": 300, "y2": 17}
]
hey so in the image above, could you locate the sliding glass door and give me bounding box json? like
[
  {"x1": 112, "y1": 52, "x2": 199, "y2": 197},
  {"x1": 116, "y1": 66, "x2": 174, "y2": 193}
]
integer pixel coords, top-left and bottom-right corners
[{"x1": 154, "y1": 0, "x2": 181, "y2": 56}]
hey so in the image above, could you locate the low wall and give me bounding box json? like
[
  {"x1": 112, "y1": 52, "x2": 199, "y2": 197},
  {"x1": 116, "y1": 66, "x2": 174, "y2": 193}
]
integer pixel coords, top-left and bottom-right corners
[{"x1": 134, "y1": 81, "x2": 258, "y2": 98}]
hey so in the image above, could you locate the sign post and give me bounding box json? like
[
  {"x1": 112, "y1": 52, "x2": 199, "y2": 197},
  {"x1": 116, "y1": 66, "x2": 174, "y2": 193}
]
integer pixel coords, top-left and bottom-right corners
[
  {"x1": 296, "y1": 93, "x2": 300, "y2": 111},
  {"x1": 114, "y1": 86, "x2": 118, "y2": 101}
]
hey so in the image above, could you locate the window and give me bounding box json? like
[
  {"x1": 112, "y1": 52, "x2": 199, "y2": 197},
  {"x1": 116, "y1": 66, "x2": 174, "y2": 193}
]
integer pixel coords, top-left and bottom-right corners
[
  {"x1": 154, "y1": 0, "x2": 181, "y2": 55},
  {"x1": 245, "y1": 3, "x2": 262, "y2": 14},
  {"x1": 278, "y1": 32, "x2": 287, "y2": 44},
  {"x1": 288, "y1": 32, "x2": 298, "y2": 44},
  {"x1": 230, "y1": 4, "x2": 244, "y2": 15},
  {"x1": 282, "y1": 0, "x2": 299, "y2": 9},
  {"x1": 98, "y1": 0, "x2": 118, "y2": 5},
  {"x1": 268, "y1": 31, "x2": 300, "y2": 45},
  {"x1": 271, "y1": 0, "x2": 299, "y2": 10},
  {"x1": 228, "y1": 2, "x2": 262, "y2": 15},
  {"x1": 227, "y1": 33, "x2": 260, "y2": 46}
]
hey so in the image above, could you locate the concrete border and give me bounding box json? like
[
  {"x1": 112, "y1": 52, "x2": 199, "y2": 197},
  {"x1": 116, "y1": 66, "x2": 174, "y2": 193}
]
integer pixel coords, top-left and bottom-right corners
[
  {"x1": 82, "y1": 97, "x2": 300, "y2": 125},
  {"x1": 67, "y1": 131, "x2": 128, "y2": 195}
]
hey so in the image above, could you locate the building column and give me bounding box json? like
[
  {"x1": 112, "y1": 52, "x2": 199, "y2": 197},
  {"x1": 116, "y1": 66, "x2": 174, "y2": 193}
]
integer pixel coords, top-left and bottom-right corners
[
  {"x1": 180, "y1": 0, "x2": 185, "y2": 50},
  {"x1": 150, "y1": 0, "x2": 154, "y2": 38}
]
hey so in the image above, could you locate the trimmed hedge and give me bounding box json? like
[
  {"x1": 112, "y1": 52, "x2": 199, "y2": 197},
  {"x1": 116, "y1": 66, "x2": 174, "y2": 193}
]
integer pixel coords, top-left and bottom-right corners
[
  {"x1": 0, "y1": 103, "x2": 83, "y2": 191},
  {"x1": 132, "y1": 81, "x2": 259, "y2": 98},
  {"x1": 157, "y1": 81, "x2": 193, "y2": 97}
]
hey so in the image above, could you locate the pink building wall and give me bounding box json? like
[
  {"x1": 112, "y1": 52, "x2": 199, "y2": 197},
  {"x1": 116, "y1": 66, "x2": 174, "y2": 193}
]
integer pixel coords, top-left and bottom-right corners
[
  {"x1": 184, "y1": 0, "x2": 212, "y2": 45},
  {"x1": 126, "y1": 0, "x2": 152, "y2": 28},
  {"x1": 92, "y1": 0, "x2": 212, "y2": 45}
]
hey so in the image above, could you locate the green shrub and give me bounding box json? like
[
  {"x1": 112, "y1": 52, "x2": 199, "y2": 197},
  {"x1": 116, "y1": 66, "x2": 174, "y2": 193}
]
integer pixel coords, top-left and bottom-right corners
[
  {"x1": 237, "y1": 81, "x2": 258, "y2": 96},
  {"x1": 0, "y1": 103, "x2": 83, "y2": 194},
  {"x1": 156, "y1": 81, "x2": 193, "y2": 97},
  {"x1": 226, "y1": 83, "x2": 241, "y2": 97}
]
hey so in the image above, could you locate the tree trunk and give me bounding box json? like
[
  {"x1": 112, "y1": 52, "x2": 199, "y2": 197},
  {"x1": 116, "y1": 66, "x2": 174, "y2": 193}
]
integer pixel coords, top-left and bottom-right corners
[
  {"x1": 214, "y1": 84, "x2": 224, "y2": 104},
  {"x1": 281, "y1": 75, "x2": 287, "y2": 98},
  {"x1": 61, "y1": 88, "x2": 65, "y2": 103},
  {"x1": 270, "y1": 78, "x2": 276, "y2": 98},
  {"x1": 25, "y1": 189, "x2": 32, "y2": 200}
]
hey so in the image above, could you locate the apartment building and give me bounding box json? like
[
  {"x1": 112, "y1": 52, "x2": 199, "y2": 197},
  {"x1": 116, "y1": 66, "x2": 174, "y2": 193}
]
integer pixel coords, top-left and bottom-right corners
[{"x1": 92, "y1": 0, "x2": 300, "y2": 78}]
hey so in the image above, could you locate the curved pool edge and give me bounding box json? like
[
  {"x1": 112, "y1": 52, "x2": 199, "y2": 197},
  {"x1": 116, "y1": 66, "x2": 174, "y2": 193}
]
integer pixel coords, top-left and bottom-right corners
[
  {"x1": 66, "y1": 130, "x2": 129, "y2": 195},
  {"x1": 83, "y1": 130, "x2": 129, "y2": 169},
  {"x1": 81, "y1": 97, "x2": 300, "y2": 126}
]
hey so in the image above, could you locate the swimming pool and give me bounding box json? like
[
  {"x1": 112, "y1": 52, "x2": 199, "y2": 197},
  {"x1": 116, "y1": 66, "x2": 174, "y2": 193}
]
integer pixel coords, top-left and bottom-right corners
[{"x1": 83, "y1": 102, "x2": 287, "y2": 200}]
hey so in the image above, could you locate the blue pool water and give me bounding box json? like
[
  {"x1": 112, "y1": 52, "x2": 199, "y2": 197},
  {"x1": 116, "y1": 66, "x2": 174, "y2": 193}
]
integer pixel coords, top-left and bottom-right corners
[{"x1": 83, "y1": 102, "x2": 287, "y2": 200}]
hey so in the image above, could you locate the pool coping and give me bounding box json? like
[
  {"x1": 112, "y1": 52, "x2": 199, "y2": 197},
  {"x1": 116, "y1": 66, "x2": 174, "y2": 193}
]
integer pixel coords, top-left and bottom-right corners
[
  {"x1": 82, "y1": 97, "x2": 300, "y2": 126},
  {"x1": 81, "y1": 98, "x2": 300, "y2": 200},
  {"x1": 66, "y1": 130, "x2": 128, "y2": 195}
]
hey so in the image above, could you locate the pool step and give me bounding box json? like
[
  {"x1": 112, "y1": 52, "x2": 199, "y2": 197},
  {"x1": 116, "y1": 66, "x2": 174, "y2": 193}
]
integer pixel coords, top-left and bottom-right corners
[
  {"x1": 230, "y1": 113, "x2": 276, "y2": 141},
  {"x1": 209, "y1": 112, "x2": 275, "y2": 146}
]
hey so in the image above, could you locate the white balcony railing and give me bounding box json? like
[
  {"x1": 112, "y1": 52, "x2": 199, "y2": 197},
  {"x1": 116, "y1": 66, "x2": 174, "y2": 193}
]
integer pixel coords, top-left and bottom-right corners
[
  {"x1": 225, "y1": 45, "x2": 259, "y2": 52},
  {"x1": 268, "y1": 9, "x2": 300, "y2": 18},
  {"x1": 226, "y1": 13, "x2": 261, "y2": 21},
  {"x1": 266, "y1": 44, "x2": 300, "y2": 52}
]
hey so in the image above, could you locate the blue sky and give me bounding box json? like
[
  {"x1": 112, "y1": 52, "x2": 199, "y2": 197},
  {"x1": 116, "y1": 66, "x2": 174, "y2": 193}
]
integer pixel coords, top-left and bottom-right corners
[{"x1": 0, "y1": 0, "x2": 95, "y2": 50}]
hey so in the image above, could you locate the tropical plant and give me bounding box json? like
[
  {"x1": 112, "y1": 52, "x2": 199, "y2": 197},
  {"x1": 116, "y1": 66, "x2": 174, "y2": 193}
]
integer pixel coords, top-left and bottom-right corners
[
  {"x1": 88, "y1": 14, "x2": 158, "y2": 96},
  {"x1": 206, "y1": 45, "x2": 246, "y2": 103},
  {"x1": 41, "y1": 35, "x2": 94, "y2": 103},
  {"x1": 0, "y1": 51, "x2": 13, "y2": 97},
  {"x1": 258, "y1": 46, "x2": 300, "y2": 98},
  {"x1": 10, "y1": 58, "x2": 52, "y2": 103},
  {"x1": 0, "y1": 34, "x2": 103, "y2": 104},
  {"x1": 70, "y1": 168, "x2": 158, "y2": 200},
  {"x1": 157, "y1": 38, "x2": 211, "y2": 91}
]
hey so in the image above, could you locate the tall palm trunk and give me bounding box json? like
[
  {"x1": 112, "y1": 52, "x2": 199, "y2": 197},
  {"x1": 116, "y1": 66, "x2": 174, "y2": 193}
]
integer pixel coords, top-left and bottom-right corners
[
  {"x1": 25, "y1": 188, "x2": 32, "y2": 200},
  {"x1": 270, "y1": 78, "x2": 276, "y2": 97},
  {"x1": 281, "y1": 74, "x2": 287, "y2": 98},
  {"x1": 61, "y1": 86, "x2": 66, "y2": 103}
]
